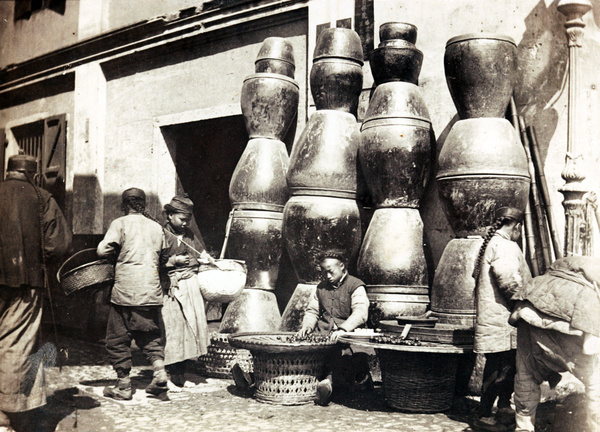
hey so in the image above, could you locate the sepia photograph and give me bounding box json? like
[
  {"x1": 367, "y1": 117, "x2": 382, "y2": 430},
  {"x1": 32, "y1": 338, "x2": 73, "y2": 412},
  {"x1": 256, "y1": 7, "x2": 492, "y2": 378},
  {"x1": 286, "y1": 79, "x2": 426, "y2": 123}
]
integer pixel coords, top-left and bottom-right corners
[{"x1": 0, "y1": 0, "x2": 599, "y2": 430}]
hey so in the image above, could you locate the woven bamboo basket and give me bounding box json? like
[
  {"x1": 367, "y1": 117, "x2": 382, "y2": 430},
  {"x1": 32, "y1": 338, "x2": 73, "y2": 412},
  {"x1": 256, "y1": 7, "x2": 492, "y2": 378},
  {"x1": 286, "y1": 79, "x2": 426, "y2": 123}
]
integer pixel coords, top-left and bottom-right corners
[
  {"x1": 197, "y1": 259, "x2": 247, "y2": 303},
  {"x1": 58, "y1": 248, "x2": 114, "y2": 296},
  {"x1": 229, "y1": 332, "x2": 337, "y2": 405},
  {"x1": 376, "y1": 349, "x2": 458, "y2": 412},
  {"x1": 196, "y1": 333, "x2": 253, "y2": 379},
  {"x1": 252, "y1": 351, "x2": 327, "y2": 405}
]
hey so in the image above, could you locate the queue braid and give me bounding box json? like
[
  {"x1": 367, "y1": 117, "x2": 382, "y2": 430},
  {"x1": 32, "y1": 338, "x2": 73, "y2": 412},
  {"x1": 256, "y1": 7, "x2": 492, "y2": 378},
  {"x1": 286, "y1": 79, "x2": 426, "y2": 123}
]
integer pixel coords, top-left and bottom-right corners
[
  {"x1": 472, "y1": 216, "x2": 512, "y2": 281},
  {"x1": 123, "y1": 197, "x2": 160, "y2": 224}
]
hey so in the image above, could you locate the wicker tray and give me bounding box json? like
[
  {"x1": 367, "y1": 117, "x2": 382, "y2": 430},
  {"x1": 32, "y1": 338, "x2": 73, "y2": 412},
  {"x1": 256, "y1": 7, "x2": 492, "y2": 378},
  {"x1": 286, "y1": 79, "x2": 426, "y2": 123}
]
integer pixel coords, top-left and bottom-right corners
[
  {"x1": 197, "y1": 333, "x2": 253, "y2": 379},
  {"x1": 229, "y1": 332, "x2": 337, "y2": 405},
  {"x1": 228, "y1": 332, "x2": 338, "y2": 354},
  {"x1": 58, "y1": 248, "x2": 114, "y2": 296}
]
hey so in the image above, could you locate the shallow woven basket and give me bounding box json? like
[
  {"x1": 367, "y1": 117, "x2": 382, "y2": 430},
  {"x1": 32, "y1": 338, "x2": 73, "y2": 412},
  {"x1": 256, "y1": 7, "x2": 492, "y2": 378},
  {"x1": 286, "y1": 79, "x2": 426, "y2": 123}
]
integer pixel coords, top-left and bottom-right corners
[
  {"x1": 58, "y1": 248, "x2": 114, "y2": 296},
  {"x1": 196, "y1": 333, "x2": 253, "y2": 379},
  {"x1": 376, "y1": 349, "x2": 458, "y2": 413},
  {"x1": 197, "y1": 259, "x2": 247, "y2": 303}
]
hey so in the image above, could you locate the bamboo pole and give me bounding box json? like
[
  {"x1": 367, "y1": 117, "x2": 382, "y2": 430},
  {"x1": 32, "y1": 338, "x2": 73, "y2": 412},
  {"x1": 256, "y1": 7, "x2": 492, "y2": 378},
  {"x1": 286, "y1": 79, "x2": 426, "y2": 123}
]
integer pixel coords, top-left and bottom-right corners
[
  {"x1": 509, "y1": 98, "x2": 540, "y2": 276},
  {"x1": 526, "y1": 126, "x2": 563, "y2": 259},
  {"x1": 519, "y1": 116, "x2": 552, "y2": 269}
]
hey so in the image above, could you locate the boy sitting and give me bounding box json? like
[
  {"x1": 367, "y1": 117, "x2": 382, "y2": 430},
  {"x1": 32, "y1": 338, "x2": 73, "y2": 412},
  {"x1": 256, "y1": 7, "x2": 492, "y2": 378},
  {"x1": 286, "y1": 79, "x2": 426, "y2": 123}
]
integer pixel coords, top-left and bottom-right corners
[{"x1": 296, "y1": 250, "x2": 371, "y2": 405}]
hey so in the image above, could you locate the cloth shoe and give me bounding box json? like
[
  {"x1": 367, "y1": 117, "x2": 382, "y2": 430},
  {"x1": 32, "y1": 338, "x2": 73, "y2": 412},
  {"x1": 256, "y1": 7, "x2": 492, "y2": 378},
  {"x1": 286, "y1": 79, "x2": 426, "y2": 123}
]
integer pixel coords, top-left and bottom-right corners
[
  {"x1": 472, "y1": 415, "x2": 509, "y2": 432},
  {"x1": 315, "y1": 378, "x2": 333, "y2": 406},
  {"x1": 495, "y1": 407, "x2": 516, "y2": 426},
  {"x1": 103, "y1": 377, "x2": 133, "y2": 401},
  {"x1": 146, "y1": 362, "x2": 168, "y2": 396},
  {"x1": 231, "y1": 363, "x2": 252, "y2": 390}
]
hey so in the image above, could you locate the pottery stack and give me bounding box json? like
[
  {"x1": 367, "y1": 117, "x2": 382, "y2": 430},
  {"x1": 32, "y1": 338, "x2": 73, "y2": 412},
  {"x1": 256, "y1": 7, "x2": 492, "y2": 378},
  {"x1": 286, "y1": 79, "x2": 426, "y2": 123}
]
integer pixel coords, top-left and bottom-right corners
[
  {"x1": 431, "y1": 34, "x2": 530, "y2": 329},
  {"x1": 219, "y1": 37, "x2": 299, "y2": 333},
  {"x1": 279, "y1": 28, "x2": 364, "y2": 331},
  {"x1": 355, "y1": 23, "x2": 434, "y2": 320}
]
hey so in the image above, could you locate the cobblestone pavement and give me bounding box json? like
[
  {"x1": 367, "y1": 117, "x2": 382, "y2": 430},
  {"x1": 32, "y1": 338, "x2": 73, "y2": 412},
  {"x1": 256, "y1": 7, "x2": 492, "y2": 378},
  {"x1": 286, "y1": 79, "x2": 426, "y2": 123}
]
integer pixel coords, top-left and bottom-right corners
[{"x1": 7, "y1": 331, "x2": 589, "y2": 432}]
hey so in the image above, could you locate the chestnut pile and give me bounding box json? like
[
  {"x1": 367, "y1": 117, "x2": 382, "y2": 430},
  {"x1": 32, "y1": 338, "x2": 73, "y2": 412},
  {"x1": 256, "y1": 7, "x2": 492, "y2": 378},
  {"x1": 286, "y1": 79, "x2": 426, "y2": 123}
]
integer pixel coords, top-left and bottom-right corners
[
  {"x1": 369, "y1": 335, "x2": 422, "y2": 346},
  {"x1": 274, "y1": 334, "x2": 332, "y2": 344}
]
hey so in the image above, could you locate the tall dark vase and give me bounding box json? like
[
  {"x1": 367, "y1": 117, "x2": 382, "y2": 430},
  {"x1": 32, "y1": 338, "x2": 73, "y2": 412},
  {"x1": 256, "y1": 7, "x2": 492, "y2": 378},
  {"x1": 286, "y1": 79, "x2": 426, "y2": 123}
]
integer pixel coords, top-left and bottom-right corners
[
  {"x1": 280, "y1": 27, "x2": 364, "y2": 331},
  {"x1": 357, "y1": 23, "x2": 433, "y2": 319},
  {"x1": 444, "y1": 33, "x2": 517, "y2": 119},
  {"x1": 223, "y1": 37, "x2": 299, "y2": 333}
]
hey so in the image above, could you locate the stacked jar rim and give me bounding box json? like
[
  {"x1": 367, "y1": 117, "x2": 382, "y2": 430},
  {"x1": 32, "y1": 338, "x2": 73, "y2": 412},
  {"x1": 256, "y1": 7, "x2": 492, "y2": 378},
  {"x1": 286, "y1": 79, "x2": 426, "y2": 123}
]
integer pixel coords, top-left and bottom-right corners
[
  {"x1": 243, "y1": 72, "x2": 299, "y2": 88},
  {"x1": 313, "y1": 28, "x2": 364, "y2": 65},
  {"x1": 379, "y1": 22, "x2": 418, "y2": 45},
  {"x1": 256, "y1": 37, "x2": 296, "y2": 65},
  {"x1": 446, "y1": 32, "x2": 516, "y2": 48}
]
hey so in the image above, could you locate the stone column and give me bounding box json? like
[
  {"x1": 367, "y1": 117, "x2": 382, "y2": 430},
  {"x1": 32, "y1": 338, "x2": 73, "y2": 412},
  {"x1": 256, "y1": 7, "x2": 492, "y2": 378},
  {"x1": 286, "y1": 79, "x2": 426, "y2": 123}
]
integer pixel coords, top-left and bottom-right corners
[{"x1": 557, "y1": 0, "x2": 593, "y2": 257}]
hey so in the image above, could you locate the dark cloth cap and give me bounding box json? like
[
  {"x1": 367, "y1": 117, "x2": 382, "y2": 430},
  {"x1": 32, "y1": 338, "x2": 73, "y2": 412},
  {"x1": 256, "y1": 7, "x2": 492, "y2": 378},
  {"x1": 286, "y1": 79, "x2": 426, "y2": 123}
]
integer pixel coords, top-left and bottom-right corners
[
  {"x1": 164, "y1": 195, "x2": 194, "y2": 214},
  {"x1": 7, "y1": 155, "x2": 37, "y2": 173},
  {"x1": 496, "y1": 206, "x2": 523, "y2": 223},
  {"x1": 122, "y1": 187, "x2": 146, "y2": 201}
]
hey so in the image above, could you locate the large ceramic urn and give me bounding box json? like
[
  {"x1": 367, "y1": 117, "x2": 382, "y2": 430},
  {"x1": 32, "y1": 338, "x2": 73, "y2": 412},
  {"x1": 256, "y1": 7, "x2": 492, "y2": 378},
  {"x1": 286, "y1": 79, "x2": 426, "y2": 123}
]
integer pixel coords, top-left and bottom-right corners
[
  {"x1": 222, "y1": 37, "x2": 299, "y2": 333},
  {"x1": 359, "y1": 81, "x2": 433, "y2": 208},
  {"x1": 357, "y1": 208, "x2": 429, "y2": 318},
  {"x1": 287, "y1": 110, "x2": 361, "y2": 199},
  {"x1": 310, "y1": 28, "x2": 364, "y2": 115},
  {"x1": 229, "y1": 138, "x2": 289, "y2": 212},
  {"x1": 370, "y1": 22, "x2": 423, "y2": 85},
  {"x1": 430, "y1": 237, "x2": 483, "y2": 327},
  {"x1": 436, "y1": 118, "x2": 530, "y2": 238},
  {"x1": 280, "y1": 28, "x2": 364, "y2": 331},
  {"x1": 444, "y1": 33, "x2": 517, "y2": 119}
]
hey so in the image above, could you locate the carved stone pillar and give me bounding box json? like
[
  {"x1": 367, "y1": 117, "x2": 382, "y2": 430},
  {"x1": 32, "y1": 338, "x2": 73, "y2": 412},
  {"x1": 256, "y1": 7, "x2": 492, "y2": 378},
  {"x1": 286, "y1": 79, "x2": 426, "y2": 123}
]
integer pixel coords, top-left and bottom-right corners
[{"x1": 557, "y1": 0, "x2": 593, "y2": 257}]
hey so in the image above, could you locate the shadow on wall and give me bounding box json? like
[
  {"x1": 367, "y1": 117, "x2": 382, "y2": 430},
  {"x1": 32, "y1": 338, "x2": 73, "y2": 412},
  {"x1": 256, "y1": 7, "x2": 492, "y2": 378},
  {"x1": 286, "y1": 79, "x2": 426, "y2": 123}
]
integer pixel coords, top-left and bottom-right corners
[{"x1": 515, "y1": 0, "x2": 568, "y2": 161}]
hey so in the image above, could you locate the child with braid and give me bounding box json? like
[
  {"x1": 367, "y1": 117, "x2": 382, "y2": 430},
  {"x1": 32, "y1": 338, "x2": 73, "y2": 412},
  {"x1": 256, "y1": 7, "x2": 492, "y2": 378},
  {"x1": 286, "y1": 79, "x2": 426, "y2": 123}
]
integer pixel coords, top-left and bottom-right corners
[
  {"x1": 471, "y1": 207, "x2": 532, "y2": 432},
  {"x1": 97, "y1": 188, "x2": 169, "y2": 400}
]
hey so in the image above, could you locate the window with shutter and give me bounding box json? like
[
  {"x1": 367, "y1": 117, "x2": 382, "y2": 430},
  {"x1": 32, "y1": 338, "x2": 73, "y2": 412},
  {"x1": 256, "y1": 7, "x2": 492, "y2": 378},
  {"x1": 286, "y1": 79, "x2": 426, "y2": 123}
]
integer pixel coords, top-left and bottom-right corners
[{"x1": 7, "y1": 115, "x2": 67, "y2": 210}]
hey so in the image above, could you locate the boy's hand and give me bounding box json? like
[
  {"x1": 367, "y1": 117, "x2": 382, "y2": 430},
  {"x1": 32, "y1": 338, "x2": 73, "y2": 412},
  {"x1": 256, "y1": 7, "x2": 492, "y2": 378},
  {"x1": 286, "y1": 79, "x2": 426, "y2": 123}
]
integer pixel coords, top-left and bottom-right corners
[
  {"x1": 329, "y1": 329, "x2": 346, "y2": 342},
  {"x1": 175, "y1": 254, "x2": 190, "y2": 266},
  {"x1": 296, "y1": 326, "x2": 313, "y2": 339}
]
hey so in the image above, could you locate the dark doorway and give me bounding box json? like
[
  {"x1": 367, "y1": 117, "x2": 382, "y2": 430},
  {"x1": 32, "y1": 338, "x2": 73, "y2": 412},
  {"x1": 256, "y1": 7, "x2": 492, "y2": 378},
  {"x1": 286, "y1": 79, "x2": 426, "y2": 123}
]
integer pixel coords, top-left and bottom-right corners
[{"x1": 161, "y1": 115, "x2": 247, "y2": 256}]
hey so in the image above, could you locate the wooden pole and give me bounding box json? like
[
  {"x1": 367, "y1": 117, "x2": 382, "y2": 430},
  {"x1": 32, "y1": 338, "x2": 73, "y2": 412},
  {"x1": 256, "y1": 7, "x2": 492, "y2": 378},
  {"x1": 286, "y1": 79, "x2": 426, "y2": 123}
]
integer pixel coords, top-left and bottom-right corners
[
  {"x1": 526, "y1": 126, "x2": 563, "y2": 259},
  {"x1": 519, "y1": 116, "x2": 552, "y2": 269},
  {"x1": 509, "y1": 98, "x2": 540, "y2": 276}
]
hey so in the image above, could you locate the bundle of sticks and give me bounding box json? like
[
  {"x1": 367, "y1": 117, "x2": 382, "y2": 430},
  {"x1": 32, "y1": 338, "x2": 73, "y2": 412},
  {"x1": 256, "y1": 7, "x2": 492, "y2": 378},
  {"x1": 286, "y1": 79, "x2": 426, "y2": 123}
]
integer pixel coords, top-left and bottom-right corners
[{"x1": 508, "y1": 97, "x2": 562, "y2": 276}]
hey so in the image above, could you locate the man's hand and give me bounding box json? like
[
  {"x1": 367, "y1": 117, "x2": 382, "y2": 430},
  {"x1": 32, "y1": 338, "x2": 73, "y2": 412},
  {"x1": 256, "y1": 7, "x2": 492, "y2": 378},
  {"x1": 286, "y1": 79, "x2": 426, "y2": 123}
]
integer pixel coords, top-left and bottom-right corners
[
  {"x1": 329, "y1": 329, "x2": 347, "y2": 342},
  {"x1": 175, "y1": 254, "x2": 190, "y2": 266},
  {"x1": 296, "y1": 326, "x2": 313, "y2": 339}
]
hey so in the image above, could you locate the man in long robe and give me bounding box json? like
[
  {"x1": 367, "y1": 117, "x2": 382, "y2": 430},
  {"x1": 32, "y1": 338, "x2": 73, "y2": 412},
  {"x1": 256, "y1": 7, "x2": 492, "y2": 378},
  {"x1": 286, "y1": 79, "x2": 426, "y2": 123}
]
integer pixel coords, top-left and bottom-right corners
[{"x1": 0, "y1": 155, "x2": 72, "y2": 432}]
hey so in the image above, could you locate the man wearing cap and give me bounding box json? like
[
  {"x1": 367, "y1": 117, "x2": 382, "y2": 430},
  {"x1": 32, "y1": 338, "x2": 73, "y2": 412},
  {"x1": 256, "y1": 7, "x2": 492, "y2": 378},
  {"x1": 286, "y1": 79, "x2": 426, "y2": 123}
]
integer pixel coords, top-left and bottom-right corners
[
  {"x1": 0, "y1": 155, "x2": 72, "y2": 431},
  {"x1": 97, "y1": 187, "x2": 169, "y2": 400},
  {"x1": 471, "y1": 207, "x2": 532, "y2": 432}
]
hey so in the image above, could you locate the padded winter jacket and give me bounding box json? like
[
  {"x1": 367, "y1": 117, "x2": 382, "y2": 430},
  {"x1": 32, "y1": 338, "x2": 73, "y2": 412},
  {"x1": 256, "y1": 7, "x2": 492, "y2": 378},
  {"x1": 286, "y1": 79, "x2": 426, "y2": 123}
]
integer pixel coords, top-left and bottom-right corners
[{"x1": 474, "y1": 230, "x2": 532, "y2": 353}]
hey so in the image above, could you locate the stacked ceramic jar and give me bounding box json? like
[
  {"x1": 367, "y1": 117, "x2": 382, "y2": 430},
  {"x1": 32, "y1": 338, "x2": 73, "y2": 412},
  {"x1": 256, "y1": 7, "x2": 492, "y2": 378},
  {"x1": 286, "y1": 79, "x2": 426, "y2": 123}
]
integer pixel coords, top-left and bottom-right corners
[
  {"x1": 219, "y1": 38, "x2": 299, "y2": 333},
  {"x1": 279, "y1": 28, "x2": 364, "y2": 331},
  {"x1": 431, "y1": 34, "x2": 530, "y2": 329},
  {"x1": 355, "y1": 23, "x2": 434, "y2": 320}
]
